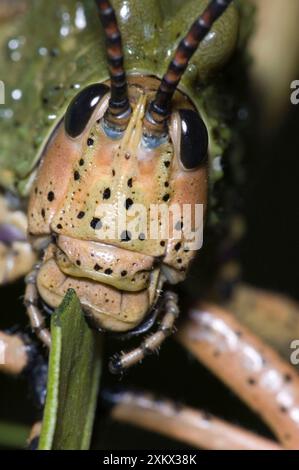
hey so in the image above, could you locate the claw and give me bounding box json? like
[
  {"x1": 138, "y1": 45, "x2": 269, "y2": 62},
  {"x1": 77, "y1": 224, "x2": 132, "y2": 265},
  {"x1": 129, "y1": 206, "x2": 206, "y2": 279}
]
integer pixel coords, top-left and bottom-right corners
[{"x1": 109, "y1": 353, "x2": 123, "y2": 375}]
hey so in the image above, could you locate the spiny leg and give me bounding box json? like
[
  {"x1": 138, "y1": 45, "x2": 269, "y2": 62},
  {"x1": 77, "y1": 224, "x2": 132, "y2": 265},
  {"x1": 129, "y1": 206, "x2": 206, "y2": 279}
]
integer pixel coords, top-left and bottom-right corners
[
  {"x1": 0, "y1": 192, "x2": 36, "y2": 285},
  {"x1": 177, "y1": 302, "x2": 299, "y2": 450},
  {"x1": 227, "y1": 283, "x2": 299, "y2": 359},
  {"x1": 109, "y1": 291, "x2": 179, "y2": 374},
  {"x1": 103, "y1": 389, "x2": 282, "y2": 450},
  {"x1": 25, "y1": 266, "x2": 51, "y2": 349}
]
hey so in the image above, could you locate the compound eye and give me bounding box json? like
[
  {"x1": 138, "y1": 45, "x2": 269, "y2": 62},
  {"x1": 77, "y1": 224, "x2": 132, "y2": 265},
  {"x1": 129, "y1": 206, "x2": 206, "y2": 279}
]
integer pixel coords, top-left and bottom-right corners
[
  {"x1": 179, "y1": 109, "x2": 209, "y2": 170},
  {"x1": 64, "y1": 83, "x2": 110, "y2": 138}
]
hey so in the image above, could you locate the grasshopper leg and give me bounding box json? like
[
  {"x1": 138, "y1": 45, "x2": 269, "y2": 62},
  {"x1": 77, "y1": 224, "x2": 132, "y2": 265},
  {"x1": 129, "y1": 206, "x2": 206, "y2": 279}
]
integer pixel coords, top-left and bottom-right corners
[
  {"x1": 0, "y1": 192, "x2": 36, "y2": 285},
  {"x1": 24, "y1": 266, "x2": 51, "y2": 348},
  {"x1": 109, "y1": 291, "x2": 179, "y2": 374}
]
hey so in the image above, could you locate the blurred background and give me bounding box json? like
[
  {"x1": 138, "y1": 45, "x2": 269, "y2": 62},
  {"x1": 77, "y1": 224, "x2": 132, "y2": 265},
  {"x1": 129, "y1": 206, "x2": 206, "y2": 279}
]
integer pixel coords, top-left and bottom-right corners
[{"x1": 0, "y1": 0, "x2": 299, "y2": 449}]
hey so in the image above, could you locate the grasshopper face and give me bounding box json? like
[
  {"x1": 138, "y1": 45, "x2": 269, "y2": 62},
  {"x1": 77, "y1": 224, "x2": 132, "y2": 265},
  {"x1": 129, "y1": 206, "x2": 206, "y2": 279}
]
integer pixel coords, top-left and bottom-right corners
[{"x1": 28, "y1": 75, "x2": 208, "y2": 332}]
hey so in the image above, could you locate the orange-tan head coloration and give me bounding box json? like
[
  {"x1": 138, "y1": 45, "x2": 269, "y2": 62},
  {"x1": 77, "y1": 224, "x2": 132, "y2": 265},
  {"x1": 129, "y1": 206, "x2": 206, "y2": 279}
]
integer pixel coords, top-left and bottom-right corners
[{"x1": 28, "y1": 75, "x2": 208, "y2": 333}]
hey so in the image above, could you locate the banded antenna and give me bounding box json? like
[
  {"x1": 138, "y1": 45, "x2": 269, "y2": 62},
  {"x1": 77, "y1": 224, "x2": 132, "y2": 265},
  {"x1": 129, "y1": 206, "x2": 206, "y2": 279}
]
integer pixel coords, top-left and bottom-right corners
[
  {"x1": 95, "y1": 0, "x2": 131, "y2": 130},
  {"x1": 144, "y1": 0, "x2": 234, "y2": 135}
]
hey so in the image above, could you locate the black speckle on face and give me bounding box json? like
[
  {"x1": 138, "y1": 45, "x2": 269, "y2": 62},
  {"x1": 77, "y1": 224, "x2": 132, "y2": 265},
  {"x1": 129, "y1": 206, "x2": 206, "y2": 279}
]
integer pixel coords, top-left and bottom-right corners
[
  {"x1": 79, "y1": 158, "x2": 85, "y2": 166},
  {"x1": 127, "y1": 178, "x2": 133, "y2": 188},
  {"x1": 175, "y1": 221, "x2": 183, "y2": 230},
  {"x1": 103, "y1": 188, "x2": 111, "y2": 199},
  {"x1": 94, "y1": 264, "x2": 102, "y2": 271},
  {"x1": 74, "y1": 171, "x2": 80, "y2": 181},
  {"x1": 125, "y1": 198, "x2": 133, "y2": 210},
  {"x1": 90, "y1": 217, "x2": 102, "y2": 230},
  {"x1": 175, "y1": 242, "x2": 181, "y2": 251},
  {"x1": 164, "y1": 161, "x2": 170, "y2": 168},
  {"x1": 87, "y1": 137, "x2": 94, "y2": 147},
  {"x1": 112, "y1": 169, "x2": 115, "y2": 176},
  {"x1": 47, "y1": 191, "x2": 55, "y2": 202},
  {"x1": 121, "y1": 270, "x2": 127, "y2": 277},
  {"x1": 57, "y1": 224, "x2": 62, "y2": 230},
  {"x1": 120, "y1": 230, "x2": 132, "y2": 242},
  {"x1": 177, "y1": 258, "x2": 182, "y2": 264},
  {"x1": 105, "y1": 268, "x2": 113, "y2": 275},
  {"x1": 163, "y1": 194, "x2": 170, "y2": 202},
  {"x1": 247, "y1": 377, "x2": 256, "y2": 386},
  {"x1": 160, "y1": 241, "x2": 165, "y2": 247},
  {"x1": 77, "y1": 211, "x2": 85, "y2": 219},
  {"x1": 164, "y1": 182, "x2": 169, "y2": 187},
  {"x1": 76, "y1": 260, "x2": 81, "y2": 266},
  {"x1": 41, "y1": 208, "x2": 45, "y2": 219}
]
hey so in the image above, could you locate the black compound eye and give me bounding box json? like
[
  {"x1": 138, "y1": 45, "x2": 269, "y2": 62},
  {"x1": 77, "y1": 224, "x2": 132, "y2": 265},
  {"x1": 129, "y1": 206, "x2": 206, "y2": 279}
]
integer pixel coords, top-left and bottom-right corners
[
  {"x1": 179, "y1": 109, "x2": 209, "y2": 170},
  {"x1": 64, "y1": 83, "x2": 110, "y2": 138}
]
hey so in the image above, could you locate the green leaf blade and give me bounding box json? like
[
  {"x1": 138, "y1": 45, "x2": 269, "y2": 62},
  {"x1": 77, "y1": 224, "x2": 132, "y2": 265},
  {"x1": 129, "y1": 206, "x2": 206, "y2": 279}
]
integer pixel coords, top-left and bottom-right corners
[{"x1": 38, "y1": 289, "x2": 102, "y2": 450}]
